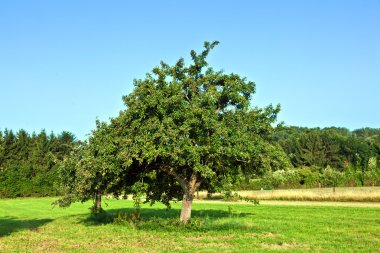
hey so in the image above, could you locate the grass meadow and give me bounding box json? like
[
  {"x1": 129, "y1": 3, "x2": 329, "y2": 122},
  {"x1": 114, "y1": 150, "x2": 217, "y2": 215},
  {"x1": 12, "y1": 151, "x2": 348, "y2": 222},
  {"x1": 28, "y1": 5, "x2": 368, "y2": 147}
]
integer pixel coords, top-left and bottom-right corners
[
  {"x1": 198, "y1": 187, "x2": 380, "y2": 202},
  {"x1": 1, "y1": 196, "x2": 380, "y2": 252}
]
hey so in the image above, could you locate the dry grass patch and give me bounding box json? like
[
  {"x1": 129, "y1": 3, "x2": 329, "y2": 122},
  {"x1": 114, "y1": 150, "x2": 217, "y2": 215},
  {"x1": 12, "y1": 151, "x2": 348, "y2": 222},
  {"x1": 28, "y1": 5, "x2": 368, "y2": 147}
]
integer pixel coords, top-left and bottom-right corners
[
  {"x1": 196, "y1": 187, "x2": 380, "y2": 202},
  {"x1": 261, "y1": 242, "x2": 309, "y2": 250},
  {"x1": 186, "y1": 234, "x2": 236, "y2": 241},
  {"x1": 35, "y1": 239, "x2": 62, "y2": 253},
  {"x1": 258, "y1": 232, "x2": 282, "y2": 238}
]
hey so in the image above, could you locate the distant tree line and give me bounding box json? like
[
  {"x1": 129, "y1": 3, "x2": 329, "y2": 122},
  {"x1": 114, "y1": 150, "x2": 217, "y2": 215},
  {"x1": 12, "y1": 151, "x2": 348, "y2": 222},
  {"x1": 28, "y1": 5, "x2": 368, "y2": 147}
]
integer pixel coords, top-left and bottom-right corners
[
  {"x1": 0, "y1": 129, "x2": 77, "y2": 197},
  {"x1": 275, "y1": 126, "x2": 380, "y2": 169},
  {"x1": 0, "y1": 126, "x2": 379, "y2": 198},
  {"x1": 237, "y1": 126, "x2": 380, "y2": 190}
]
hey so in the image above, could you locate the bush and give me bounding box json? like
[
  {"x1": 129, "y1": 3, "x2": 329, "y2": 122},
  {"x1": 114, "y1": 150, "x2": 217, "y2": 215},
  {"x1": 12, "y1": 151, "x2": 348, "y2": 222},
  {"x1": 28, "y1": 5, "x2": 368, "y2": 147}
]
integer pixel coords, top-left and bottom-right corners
[{"x1": 238, "y1": 165, "x2": 380, "y2": 190}]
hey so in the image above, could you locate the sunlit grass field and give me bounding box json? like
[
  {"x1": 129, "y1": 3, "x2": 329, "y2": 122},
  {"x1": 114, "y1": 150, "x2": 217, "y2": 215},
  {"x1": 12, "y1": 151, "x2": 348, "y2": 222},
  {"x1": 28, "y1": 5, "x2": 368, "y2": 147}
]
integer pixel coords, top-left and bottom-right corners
[
  {"x1": 197, "y1": 187, "x2": 380, "y2": 202},
  {"x1": 1, "y1": 197, "x2": 379, "y2": 252}
]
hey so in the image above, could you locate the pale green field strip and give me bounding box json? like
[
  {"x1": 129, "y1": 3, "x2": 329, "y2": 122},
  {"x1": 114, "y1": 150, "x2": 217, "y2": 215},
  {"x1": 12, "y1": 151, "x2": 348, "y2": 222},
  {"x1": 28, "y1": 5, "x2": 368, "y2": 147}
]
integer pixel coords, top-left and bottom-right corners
[{"x1": 195, "y1": 199, "x2": 380, "y2": 208}]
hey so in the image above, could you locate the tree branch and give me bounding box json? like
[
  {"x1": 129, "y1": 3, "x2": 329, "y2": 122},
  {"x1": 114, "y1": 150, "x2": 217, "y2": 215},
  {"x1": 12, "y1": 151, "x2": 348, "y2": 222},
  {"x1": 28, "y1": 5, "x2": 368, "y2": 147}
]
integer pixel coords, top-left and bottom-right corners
[{"x1": 160, "y1": 166, "x2": 187, "y2": 191}]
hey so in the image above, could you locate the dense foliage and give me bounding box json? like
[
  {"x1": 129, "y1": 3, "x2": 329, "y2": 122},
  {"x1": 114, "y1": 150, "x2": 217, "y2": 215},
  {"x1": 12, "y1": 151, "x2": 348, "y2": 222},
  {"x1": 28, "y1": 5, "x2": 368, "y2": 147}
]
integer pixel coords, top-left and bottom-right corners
[
  {"x1": 274, "y1": 127, "x2": 380, "y2": 169},
  {"x1": 56, "y1": 41, "x2": 284, "y2": 222},
  {"x1": 241, "y1": 126, "x2": 380, "y2": 189},
  {"x1": 110, "y1": 41, "x2": 282, "y2": 222},
  {"x1": 0, "y1": 129, "x2": 77, "y2": 197},
  {"x1": 57, "y1": 121, "x2": 124, "y2": 211},
  {"x1": 1, "y1": 126, "x2": 377, "y2": 199}
]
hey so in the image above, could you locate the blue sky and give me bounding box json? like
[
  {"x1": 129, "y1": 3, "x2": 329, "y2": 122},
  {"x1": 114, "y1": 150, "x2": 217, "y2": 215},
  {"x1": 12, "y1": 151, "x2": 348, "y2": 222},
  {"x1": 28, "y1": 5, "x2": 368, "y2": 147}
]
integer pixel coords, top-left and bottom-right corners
[{"x1": 1, "y1": 0, "x2": 379, "y2": 140}]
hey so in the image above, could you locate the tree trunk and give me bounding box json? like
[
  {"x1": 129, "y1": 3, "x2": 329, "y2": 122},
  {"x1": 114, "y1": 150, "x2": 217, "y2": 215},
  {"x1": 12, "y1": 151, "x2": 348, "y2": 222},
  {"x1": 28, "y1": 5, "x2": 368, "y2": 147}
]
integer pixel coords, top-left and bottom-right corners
[
  {"x1": 161, "y1": 168, "x2": 199, "y2": 224},
  {"x1": 180, "y1": 192, "x2": 193, "y2": 224},
  {"x1": 94, "y1": 191, "x2": 102, "y2": 212}
]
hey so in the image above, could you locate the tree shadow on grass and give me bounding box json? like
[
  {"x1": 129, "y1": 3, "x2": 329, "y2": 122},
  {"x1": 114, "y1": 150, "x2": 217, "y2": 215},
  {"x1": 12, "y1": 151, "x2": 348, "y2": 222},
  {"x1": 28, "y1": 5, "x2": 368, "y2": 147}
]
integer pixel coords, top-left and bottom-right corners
[
  {"x1": 106, "y1": 206, "x2": 254, "y2": 219},
  {"x1": 79, "y1": 207, "x2": 259, "y2": 233},
  {"x1": 0, "y1": 216, "x2": 53, "y2": 237}
]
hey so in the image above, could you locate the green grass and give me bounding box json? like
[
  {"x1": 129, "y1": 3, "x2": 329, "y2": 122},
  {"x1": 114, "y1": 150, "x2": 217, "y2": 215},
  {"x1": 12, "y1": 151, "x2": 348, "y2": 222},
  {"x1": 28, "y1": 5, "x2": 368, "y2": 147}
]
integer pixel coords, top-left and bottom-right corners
[{"x1": 0, "y1": 198, "x2": 379, "y2": 252}]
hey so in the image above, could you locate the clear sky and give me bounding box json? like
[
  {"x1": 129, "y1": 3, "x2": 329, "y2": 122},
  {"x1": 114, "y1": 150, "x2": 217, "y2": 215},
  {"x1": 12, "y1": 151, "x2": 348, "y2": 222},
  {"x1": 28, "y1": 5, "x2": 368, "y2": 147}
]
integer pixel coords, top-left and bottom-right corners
[{"x1": 1, "y1": 1, "x2": 379, "y2": 140}]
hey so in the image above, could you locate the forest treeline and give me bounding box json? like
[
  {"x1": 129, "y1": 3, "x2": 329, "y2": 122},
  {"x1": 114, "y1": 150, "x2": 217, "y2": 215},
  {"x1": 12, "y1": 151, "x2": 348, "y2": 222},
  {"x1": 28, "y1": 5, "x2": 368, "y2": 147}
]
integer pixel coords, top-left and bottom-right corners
[
  {"x1": 0, "y1": 126, "x2": 379, "y2": 198},
  {"x1": 0, "y1": 129, "x2": 77, "y2": 197},
  {"x1": 244, "y1": 126, "x2": 380, "y2": 190}
]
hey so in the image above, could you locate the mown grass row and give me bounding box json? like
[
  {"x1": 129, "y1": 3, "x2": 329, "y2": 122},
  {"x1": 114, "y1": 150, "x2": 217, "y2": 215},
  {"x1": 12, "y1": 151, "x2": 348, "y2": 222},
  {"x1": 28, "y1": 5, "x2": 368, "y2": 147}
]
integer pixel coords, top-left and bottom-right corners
[{"x1": 196, "y1": 187, "x2": 380, "y2": 202}]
